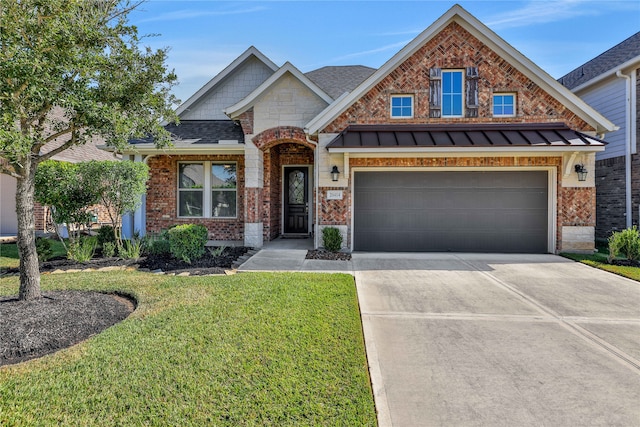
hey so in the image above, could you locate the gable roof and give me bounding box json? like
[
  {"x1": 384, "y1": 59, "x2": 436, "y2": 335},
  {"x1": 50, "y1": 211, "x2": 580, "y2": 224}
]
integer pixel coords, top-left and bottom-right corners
[
  {"x1": 174, "y1": 46, "x2": 278, "y2": 117},
  {"x1": 305, "y1": 4, "x2": 617, "y2": 136},
  {"x1": 224, "y1": 62, "x2": 334, "y2": 118},
  {"x1": 559, "y1": 31, "x2": 640, "y2": 91},
  {"x1": 305, "y1": 65, "x2": 376, "y2": 99}
]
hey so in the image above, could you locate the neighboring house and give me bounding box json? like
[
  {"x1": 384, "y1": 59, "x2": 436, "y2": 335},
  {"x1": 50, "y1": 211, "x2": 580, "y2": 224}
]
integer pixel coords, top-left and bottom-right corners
[
  {"x1": 119, "y1": 5, "x2": 615, "y2": 253},
  {"x1": 559, "y1": 32, "x2": 640, "y2": 240},
  {"x1": 0, "y1": 111, "x2": 118, "y2": 236}
]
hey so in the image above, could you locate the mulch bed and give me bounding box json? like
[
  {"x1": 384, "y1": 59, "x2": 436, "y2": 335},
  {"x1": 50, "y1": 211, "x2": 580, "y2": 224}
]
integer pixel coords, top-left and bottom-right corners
[
  {"x1": 138, "y1": 246, "x2": 248, "y2": 275},
  {"x1": 1, "y1": 247, "x2": 249, "y2": 276},
  {"x1": 609, "y1": 259, "x2": 640, "y2": 267},
  {"x1": 305, "y1": 249, "x2": 352, "y2": 261},
  {"x1": 0, "y1": 290, "x2": 134, "y2": 366}
]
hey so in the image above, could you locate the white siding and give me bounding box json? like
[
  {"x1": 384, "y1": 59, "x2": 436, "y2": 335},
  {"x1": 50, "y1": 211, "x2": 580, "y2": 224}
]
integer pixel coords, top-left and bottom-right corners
[
  {"x1": 181, "y1": 57, "x2": 274, "y2": 120},
  {"x1": 579, "y1": 78, "x2": 627, "y2": 160},
  {"x1": 253, "y1": 73, "x2": 329, "y2": 134}
]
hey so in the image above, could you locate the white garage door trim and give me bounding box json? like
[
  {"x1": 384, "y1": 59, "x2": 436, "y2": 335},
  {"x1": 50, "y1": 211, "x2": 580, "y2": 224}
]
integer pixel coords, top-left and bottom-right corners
[{"x1": 350, "y1": 166, "x2": 557, "y2": 253}]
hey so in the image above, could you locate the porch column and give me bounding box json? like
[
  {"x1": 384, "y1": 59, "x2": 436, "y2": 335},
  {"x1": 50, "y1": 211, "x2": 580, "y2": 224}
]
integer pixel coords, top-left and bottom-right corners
[{"x1": 244, "y1": 139, "x2": 264, "y2": 247}]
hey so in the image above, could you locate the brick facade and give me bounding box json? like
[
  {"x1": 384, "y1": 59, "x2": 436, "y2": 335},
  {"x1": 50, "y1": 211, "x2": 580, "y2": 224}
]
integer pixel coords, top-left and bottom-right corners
[
  {"x1": 323, "y1": 22, "x2": 593, "y2": 134},
  {"x1": 316, "y1": 156, "x2": 594, "y2": 252},
  {"x1": 595, "y1": 152, "x2": 640, "y2": 240},
  {"x1": 252, "y1": 126, "x2": 314, "y2": 151},
  {"x1": 145, "y1": 154, "x2": 245, "y2": 240}
]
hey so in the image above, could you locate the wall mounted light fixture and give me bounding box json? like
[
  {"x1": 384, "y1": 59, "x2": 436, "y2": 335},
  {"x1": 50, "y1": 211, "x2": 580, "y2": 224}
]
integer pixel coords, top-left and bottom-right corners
[
  {"x1": 331, "y1": 165, "x2": 340, "y2": 182},
  {"x1": 574, "y1": 164, "x2": 588, "y2": 181}
]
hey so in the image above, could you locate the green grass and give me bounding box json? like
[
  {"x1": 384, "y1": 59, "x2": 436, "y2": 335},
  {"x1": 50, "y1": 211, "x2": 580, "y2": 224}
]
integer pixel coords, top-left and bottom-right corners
[
  {"x1": 562, "y1": 251, "x2": 640, "y2": 282},
  {"x1": 0, "y1": 240, "x2": 67, "y2": 269},
  {"x1": 0, "y1": 272, "x2": 376, "y2": 426}
]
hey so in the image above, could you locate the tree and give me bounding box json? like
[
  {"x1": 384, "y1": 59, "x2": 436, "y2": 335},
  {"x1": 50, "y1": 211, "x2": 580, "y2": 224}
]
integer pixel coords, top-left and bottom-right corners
[
  {"x1": 34, "y1": 160, "x2": 103, "y2": 249},
  {"x1": 0, "y1": 0, "x2": 178, "y2": 300},
  {"x1": 84, "y1": 160, "x2": 149, "y2": 247}
]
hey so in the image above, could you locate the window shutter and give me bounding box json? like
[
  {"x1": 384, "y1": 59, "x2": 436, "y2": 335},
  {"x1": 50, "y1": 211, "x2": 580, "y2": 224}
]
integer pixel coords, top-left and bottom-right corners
[
  {"x1": 465, "y1": 67, "x2": 479, "y2": 118},
  {"x1": 429, "y1": 68, "x2": 441, "y2": 118}
]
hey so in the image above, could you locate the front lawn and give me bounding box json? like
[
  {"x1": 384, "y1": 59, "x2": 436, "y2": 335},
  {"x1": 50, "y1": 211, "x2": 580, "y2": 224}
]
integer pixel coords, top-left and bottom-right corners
[
  {"x1": 0, "y1": 271, "x2": 376, "y2": 426},
  {"x1": 0, "y1": 240, "x2": 67, "y2": 269},
  {"x1": 562, "y1": 251, "x2": 640, "y2": 282}
]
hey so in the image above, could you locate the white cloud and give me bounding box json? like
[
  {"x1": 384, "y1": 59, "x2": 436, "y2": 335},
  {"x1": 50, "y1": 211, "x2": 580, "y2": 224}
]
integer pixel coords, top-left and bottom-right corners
[
  {"x1": 325, "y1": 40, "x2": 412, "y2": 64},
  {"x1": 485, "y1": 0, "x2": 596, "y2": 29},
  {"x1": 136, "y1": 5, "x2": 266, "y2": 23}
]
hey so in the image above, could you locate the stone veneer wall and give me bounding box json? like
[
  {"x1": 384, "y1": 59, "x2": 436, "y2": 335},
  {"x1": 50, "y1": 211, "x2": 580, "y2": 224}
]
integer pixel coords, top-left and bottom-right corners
[
  {"x1": 318, "y1": 156, "x2": 595, "y2": 252},
  {"x1": 145, "y1": 154, "x2": 245, "y2": 240}
]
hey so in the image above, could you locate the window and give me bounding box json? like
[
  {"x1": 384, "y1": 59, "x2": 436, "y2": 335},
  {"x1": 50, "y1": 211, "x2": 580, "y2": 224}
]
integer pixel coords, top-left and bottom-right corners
[
  {"x1": 493, "y1": 93, "x2": 516, "y2": 117},
  {"x1": 178, "y1": 162, "x2": 237, "y2": 218},
  {"x1": 390, "y1": 95, "x2": 413, "y2": 118},
  {"x1": 178, "y1": 163, "x2": 204, "y2": 217},
  {"x1": 211, "y1": 163, "x2": 237, "y2": 218},
  {"x1": 442, "y1": 70, "x2": 463, "y2": 117}
]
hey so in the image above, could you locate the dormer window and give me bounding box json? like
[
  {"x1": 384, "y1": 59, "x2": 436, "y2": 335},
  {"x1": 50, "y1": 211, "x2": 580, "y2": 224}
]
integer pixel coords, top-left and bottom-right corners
[{"x1": 390, "y1": 95, "x2": 414, "y2": 118}]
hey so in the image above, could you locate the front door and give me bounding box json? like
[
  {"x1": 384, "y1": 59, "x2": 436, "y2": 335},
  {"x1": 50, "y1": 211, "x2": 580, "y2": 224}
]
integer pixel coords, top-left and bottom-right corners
[{"x1": 284, "y1": 166, "x2": 309, "y2": 234}]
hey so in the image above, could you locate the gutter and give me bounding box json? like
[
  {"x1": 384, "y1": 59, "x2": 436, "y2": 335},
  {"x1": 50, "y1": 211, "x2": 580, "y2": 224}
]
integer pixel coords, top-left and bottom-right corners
[{"x1": 616, "y1": 70, "x2": 634, "y2": 228}]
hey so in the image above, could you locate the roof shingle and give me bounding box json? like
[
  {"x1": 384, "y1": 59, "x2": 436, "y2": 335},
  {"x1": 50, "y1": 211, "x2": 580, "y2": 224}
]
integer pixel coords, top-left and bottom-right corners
[
  {"x1": 305, "y1": 65, "x2": 376, "y2": 99},
  {"x1": 559, "y1": 31, "x2": 640, "y2": 90},
  {"x1": 129, "y1": 120, "x2": 245, "y2": 145}
]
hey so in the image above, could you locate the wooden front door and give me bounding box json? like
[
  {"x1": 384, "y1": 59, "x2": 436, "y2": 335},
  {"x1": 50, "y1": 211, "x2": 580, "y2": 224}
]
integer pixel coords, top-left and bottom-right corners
[{"x1": 284, "y1": 166, "x2": 309, "y2": 234}]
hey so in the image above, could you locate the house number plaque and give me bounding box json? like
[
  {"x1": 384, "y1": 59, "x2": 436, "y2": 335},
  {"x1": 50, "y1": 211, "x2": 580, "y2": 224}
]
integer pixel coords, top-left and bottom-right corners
[{"x1": 327, "y1": 190, "x2": 343, "y2": 200}]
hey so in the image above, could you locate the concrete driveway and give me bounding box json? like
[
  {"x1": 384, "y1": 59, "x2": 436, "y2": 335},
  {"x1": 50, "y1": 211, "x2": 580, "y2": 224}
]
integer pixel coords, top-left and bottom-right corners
[{"x1": 354, "y1": 253, "x2": 640, "y2": 427}]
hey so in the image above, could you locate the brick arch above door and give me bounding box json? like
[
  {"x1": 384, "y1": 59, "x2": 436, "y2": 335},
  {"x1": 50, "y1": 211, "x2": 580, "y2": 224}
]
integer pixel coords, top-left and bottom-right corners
[{"x1": 252, "y1": 126, "x2": 315, "y2": 151}]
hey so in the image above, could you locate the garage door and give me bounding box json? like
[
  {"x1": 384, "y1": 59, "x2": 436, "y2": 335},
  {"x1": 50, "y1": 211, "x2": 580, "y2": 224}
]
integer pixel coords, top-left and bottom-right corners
[{"x1": 353, "y1": 171, "x2": 549, "y2": 253}]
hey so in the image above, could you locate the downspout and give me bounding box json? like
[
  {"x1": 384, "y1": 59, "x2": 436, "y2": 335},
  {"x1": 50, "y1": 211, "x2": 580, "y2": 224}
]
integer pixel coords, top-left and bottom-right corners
[{"x1": 616, "y1": 70, "x2": 633, "y2": 228}]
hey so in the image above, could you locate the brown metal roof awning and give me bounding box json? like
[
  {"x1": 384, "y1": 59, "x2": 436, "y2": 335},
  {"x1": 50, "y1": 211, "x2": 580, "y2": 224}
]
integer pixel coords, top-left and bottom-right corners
[{"x1": 326, "y1": 123, "x2": 606, "y2": 151}]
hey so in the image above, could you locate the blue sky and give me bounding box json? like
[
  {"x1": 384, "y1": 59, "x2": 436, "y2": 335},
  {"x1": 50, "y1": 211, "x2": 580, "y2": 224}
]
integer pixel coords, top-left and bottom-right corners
[{"x1": 128, "y1": 1, "x2": 640, "y2": 103}]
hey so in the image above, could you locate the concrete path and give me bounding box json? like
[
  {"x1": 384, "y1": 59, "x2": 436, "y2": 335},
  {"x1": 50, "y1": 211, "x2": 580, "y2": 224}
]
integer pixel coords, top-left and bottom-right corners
[
  {"x1": 239, "y1": 247, "x2": 640, "y2": 426},
  {"x1": 238, "y1": 237, "x2": 354, "y2": 273},
  {"x1": 355, "y1": 253, "x2": 640, "y2": 427}
]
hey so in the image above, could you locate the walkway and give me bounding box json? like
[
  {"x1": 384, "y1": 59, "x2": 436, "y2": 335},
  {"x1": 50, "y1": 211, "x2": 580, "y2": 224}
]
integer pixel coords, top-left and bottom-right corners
[{"x1": 238, "y1": 237, "x2": 353, "y2": 273}]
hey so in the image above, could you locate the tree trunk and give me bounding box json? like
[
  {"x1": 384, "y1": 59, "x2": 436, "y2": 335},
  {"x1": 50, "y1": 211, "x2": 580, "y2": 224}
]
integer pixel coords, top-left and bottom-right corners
[{"x1": 16, "y1": 160, "x2": 42, "y2": 301}]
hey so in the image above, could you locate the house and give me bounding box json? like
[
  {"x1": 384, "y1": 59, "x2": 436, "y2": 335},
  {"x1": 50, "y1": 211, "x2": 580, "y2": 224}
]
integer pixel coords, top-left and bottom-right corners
[
  {"x1": 119, "y1": 4, "x2": 615, "y2": 253},
  {"x1": 559, "y1": 32, "x2": 640, "y2": 240}
]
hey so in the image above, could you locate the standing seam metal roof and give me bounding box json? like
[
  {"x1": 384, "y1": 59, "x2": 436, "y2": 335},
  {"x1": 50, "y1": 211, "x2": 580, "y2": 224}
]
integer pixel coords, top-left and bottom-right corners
[{"x1": 326, "y1": 123, "x2": 607, "y2": 149}]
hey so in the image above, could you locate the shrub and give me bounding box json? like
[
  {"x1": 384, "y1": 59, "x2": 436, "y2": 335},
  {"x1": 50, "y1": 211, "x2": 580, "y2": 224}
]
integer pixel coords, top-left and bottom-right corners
[
  {"x1": 35, "y1": 237, "x2": 53, "y2": 262},
  {"x1": 67, "y1": 236, "x2": 97, "y2": 262},
  {"x1": 102, "y1": 241, "x2": 117, "y2": 258},
  {"x1": 168, "y1": 224, "x2": 208, "y2": 264},
  {"x1": 608, "y1": 226, "x2": 640, "y2": 263},
  {"x1": 97, "y1": 225, "x2": 117, "y2": 248},
  {"x1": 143, "y1": 230, "x2": 171, "y2": 256},
  {"x1": 322, "y1": 227, "x2": 342, "y2": 252},
  {"x1": 118, "y1": 238, "x2": 142, "y2": 259},
  {"x1": 208, "y1": 245, "x2": 227, "y2": 257}
]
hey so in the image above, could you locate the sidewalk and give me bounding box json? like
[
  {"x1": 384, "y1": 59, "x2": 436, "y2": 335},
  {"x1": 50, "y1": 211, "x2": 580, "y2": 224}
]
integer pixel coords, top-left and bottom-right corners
[{"x1": 237, "y1": 237, "x2": 354, "y2": 274}]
